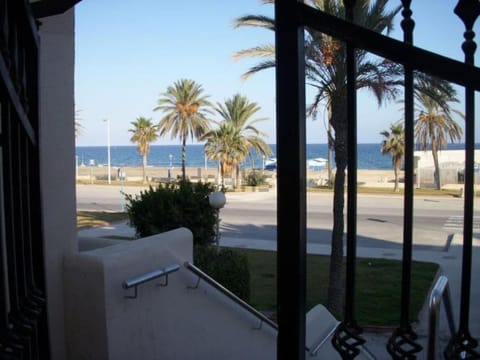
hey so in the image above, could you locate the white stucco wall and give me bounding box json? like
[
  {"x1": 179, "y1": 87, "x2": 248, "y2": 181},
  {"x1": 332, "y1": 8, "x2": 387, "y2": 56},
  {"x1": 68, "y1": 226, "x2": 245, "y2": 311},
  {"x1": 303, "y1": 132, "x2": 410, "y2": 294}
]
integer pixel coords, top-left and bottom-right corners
[
  {"x1": 38, "y1": 8, "x2": 77, "y2": 360},
  {"x1": 415, "y1": 149, "x2": 480, "y2": 168},
  {"x1": 64, "y1": 228, "x2": 277, "y2": 360}
]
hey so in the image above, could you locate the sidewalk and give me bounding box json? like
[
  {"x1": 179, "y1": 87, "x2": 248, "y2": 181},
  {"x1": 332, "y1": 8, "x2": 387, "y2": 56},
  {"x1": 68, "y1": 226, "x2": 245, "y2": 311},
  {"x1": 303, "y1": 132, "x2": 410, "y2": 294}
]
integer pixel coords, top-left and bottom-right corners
[{"x1": 78, "y1": 221, "x2": 480, "y2": 358}]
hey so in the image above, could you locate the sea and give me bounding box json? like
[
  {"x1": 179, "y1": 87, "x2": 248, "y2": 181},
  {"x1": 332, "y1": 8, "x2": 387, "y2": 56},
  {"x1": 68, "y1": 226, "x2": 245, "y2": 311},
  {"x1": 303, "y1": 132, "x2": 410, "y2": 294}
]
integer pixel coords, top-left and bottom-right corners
[{"x1": 75, "y1": 143, "x2": 473, "y2": 170}]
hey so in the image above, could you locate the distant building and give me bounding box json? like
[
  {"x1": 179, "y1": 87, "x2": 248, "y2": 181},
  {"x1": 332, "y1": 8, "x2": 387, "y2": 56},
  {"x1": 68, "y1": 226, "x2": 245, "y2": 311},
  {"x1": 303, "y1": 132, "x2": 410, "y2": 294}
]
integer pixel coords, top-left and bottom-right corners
[{"x1": 414, "y1": 150, "x2": 480, "y2": 187}]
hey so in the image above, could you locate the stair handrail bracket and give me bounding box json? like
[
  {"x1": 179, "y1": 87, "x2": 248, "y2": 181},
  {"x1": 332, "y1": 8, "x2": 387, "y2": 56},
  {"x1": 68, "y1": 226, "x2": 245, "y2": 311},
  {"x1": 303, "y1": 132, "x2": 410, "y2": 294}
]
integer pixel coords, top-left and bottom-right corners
[{"x1": 122, "y1": 264, "x2": 180, "y2": 299}]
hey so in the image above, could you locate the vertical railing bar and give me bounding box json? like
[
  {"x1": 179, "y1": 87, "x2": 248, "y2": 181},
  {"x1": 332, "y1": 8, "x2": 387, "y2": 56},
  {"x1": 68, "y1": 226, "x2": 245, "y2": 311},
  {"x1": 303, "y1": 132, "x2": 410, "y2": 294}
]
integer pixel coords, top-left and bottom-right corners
[
  {"x1": 0, "y1": 102, "x2": 8, "y2": 329},
  {"x1": 445, "y1": 3, "x2": 480, "y2": 358},
  {"x1": 275, "y1": 1, "x2": 307, "y2": 359},
  {"x1": 399, "y1": 2, "x2": 414, "y2": 332},
  {"x1": 344, "y1": 1, "x2": 358, "y2": 326},
  {"x1": 331, "y1": 2, "x2": 367, "y2": 358},
  {"x1": 387, "y1": 2, "x2": 423, "y2": 357},
  {"x1": 459, "y1": 64, "x2": 474, "y2": 333},
  {"x1": 3, "y1": 104, "x2": 20, "y2": 314}
]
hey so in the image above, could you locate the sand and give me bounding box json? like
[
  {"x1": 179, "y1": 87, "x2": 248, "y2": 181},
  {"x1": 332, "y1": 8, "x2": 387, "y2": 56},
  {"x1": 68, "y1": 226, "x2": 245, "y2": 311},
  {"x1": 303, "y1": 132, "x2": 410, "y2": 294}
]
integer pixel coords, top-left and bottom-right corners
[{"x1": 76, "y1": 164, "x2": 401, "y2": 187}]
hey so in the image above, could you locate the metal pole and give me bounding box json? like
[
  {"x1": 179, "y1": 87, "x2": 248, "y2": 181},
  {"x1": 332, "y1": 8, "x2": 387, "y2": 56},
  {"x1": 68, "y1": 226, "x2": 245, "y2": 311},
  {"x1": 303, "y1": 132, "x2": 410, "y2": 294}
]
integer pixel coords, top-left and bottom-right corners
[
  {"x1": 215, "y1": 208, "x2": 220, "y2": 249},
  {"x1": 105, "y1": 119, "x2": 111, "y2": 184}
]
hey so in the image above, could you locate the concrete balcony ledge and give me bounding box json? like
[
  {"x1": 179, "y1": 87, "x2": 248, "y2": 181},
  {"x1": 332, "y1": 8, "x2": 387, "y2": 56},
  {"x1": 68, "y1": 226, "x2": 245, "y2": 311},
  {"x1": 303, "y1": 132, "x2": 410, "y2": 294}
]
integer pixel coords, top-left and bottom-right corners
[
  {"x1": 63, "y1": 228, "x2": 277, "y2": 360},
  {"x1": 64, "y1": 228, "x2": 194, "y2": 360}
]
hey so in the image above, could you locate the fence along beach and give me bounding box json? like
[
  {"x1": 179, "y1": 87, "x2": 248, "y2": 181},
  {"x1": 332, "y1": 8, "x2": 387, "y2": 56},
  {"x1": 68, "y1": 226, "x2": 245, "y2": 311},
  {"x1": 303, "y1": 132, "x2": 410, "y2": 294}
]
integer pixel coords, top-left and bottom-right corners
[{"x1": 76, "y1": 164, "x2": 405, "y2": 189}]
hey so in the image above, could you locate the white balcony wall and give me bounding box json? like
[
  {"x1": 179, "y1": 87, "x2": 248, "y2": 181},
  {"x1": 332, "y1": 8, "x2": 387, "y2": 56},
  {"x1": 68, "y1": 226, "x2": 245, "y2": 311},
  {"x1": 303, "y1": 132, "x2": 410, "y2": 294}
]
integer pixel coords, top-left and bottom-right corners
[
  {"x1": 64, "y1": 228, "x2": 276, "y2": 360},
  {"x1": 38, "y1": 8, "x2": 77, "y2": 360},
  {"x1": 415, "y1": 149, "x2": 480, "y2": 168}
]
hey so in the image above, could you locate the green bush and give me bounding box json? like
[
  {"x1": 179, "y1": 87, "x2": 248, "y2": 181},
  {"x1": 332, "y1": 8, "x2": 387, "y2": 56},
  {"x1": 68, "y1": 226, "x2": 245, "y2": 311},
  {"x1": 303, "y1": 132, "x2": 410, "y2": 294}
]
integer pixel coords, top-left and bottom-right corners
[
  {"x1": 245, "y1": 171, "x2": 267, "y2": 186},
  {"x1": 194, "y1": 245, "x2": 250, "y2": 302},
  {"x1": 125, "y1": 181, "x2": 217, "y2": 246}
]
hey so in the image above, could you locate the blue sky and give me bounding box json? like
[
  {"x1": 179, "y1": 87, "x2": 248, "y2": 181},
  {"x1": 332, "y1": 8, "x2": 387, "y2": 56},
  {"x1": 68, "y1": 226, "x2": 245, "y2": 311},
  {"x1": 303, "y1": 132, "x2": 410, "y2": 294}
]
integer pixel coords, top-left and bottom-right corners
[{"x1": 74, "y1": 1, "x2": 479, "y2": 146}]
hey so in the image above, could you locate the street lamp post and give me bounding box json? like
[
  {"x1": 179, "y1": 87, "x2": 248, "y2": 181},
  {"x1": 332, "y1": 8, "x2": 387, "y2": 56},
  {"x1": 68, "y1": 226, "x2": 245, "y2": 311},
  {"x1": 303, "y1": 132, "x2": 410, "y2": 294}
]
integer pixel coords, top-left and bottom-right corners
[
  {"x1": 89, "y1": 159, "x2": 95, "y2": 184},
  {"x1": 104, "y1": 118, "x2": 111, "y2": 184},
  {"x1": 208, "y1": 191, "x2": 226, "y2": 249}
]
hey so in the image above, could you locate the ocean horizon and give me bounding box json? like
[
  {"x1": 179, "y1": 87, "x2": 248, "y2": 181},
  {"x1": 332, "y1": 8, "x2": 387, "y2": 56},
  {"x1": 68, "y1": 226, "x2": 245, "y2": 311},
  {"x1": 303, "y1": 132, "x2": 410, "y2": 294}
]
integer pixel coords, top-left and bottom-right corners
[{"x1": 75, "y1": 143, "x2": 474, "y2": 170}]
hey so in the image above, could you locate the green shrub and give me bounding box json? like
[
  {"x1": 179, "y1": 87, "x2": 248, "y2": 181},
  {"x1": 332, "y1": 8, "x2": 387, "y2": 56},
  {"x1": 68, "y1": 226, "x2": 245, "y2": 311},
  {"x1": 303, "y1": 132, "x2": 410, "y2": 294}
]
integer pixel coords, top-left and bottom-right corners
[
  {"x1": 194, "y1": 245, "x2": 250, "y2": 302},
  {"x1": 125, "y1": 181, "x2": 217, "y2": 246},
  {"x1": 245, "y1": 171, "x2": 267, "y2": 186}
]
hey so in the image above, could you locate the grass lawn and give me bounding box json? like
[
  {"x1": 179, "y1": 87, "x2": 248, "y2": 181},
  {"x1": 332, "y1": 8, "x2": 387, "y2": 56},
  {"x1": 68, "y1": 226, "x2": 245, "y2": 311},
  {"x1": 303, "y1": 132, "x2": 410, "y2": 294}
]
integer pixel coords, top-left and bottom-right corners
[
  {"x1": 238, "y1": 248, "x2": 438, "y2": 327},
  {"x1": 77, "y1": 211, "x2": 128, "y2": 229}
]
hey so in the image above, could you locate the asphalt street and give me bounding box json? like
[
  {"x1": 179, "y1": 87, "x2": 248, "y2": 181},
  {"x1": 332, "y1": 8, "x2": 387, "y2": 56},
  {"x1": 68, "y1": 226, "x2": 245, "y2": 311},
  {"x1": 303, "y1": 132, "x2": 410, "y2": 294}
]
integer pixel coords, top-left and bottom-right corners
[{"x1": 76, "y1": 184, "x2": 478, "y2": 252}]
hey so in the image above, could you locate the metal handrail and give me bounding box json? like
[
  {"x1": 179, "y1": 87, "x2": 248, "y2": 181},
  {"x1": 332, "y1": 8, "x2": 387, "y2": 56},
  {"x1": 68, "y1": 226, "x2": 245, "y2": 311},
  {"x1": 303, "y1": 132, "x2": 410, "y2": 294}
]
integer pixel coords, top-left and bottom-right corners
[
  {"x1": 309, "y1": 323, "x2": 339, "y2": 356},
  {"x1": 184, "y1": 261, "x2": 278, "y2": 330},
  {"x1": 427, "y1": 275, "x2": 456, "y2": 360},
  {"x1": 122, "y1": 264, "x2": 180, "y2": 299}
]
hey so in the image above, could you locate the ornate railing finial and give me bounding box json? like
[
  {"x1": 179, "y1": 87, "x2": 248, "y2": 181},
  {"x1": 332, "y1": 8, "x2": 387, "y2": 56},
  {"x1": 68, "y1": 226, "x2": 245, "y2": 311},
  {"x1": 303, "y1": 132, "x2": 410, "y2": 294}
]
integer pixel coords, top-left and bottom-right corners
[
  {"x1": 454, "y1": 0, "x2": 480, "y2": 63},
  {"x1": 343, "y1": 0, "x2": 357, "y2": 22},
  {"x1": 400, "y1": 0, "x2": 414, "y2": 44}
]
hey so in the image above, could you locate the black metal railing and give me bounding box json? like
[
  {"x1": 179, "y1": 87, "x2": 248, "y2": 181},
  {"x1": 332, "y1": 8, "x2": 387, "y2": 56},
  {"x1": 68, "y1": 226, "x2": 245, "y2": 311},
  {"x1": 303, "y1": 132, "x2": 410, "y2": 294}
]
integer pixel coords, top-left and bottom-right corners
[
  {"x1": 0, "y1": 1, "x2": 49, "y2": 358},
  {"x1": 275, "y1": 1, "x2": 479, "y2": 359}
]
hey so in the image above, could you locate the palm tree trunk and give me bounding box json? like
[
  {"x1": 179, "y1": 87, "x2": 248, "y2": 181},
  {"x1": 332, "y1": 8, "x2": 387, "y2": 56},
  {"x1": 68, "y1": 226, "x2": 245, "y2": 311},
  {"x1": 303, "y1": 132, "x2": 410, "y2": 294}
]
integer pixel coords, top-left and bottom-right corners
[
  {"x1": 142, "y1": 153, "x2": 147, "y2": 183},
  {"x1": 181, "y1": 136, "x2": 187, "y2": 181},
  {"x1": 235, "y1": 163, "x2": 240, "y2": 189},
  {"x1": 326, "y1": 95, "x2": 346, "y2": 317},
  {"x1": 432, "y1": 143, "x2": 441, "y2": 190},
  {"x1": 394, "y1": 165, "x2": 399, "y2": 192},
  {"x1": 327, "y1": 106, "x2": 334, "y2": 186},
  {"x1": 328, "y1": 126, "x2": 334, "y2": 186},
  {"x1": 221, "y1": 162, "x2": 225, "y2": 188}
]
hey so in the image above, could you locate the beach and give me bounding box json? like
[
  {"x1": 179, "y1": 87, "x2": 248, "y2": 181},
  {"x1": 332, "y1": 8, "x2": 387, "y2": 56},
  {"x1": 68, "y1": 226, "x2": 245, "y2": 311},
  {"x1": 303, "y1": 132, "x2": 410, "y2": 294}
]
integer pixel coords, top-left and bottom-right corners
[{"x1": 76, "y1": 165, "x2": 403, "y2": 188}]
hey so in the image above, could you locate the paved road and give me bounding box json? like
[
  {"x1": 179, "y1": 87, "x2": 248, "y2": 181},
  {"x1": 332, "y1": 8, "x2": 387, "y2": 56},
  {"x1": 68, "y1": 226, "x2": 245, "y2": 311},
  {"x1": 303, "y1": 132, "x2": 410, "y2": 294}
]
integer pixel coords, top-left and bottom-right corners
[
  {"x1": 76, "y1": 185, "x2": 479, "y2": 251},
  {"x1": 220, "y1": 191, "x2": 478, "y2": 251}
]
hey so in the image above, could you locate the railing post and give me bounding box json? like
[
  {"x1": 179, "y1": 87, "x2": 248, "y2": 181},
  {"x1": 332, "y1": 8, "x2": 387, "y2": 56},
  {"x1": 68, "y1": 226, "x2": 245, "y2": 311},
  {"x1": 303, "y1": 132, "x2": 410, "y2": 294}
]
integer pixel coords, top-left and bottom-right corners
[
  {"x1": 275, "y1": 0, "x2": 307, "y2": 359},
  {"x1": 446, "y1": 2, "x2": 480, "y2": 357},
  {"x1": 387, "y1": 1, "x2": 422, "y2": 357},
  {"x1": 332, "y1": 1, "x2": 366, "y2": 358}
]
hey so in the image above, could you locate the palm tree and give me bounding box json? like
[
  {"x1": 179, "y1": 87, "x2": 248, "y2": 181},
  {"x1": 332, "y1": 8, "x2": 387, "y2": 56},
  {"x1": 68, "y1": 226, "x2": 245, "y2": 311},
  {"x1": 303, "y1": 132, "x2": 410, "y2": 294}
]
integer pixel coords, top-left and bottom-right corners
[
  {"x1": 203, "y1": 122, "x2": 245, "y2": 188},
  {"x1": 414, "y1": 78, "x2": 464, "y2": 190},
  {"x1": 202, "y1": 94, "x2": 272, "y2": 188},
  {"x1": 128, "y1": 117, "x2": 159, "y2": 183},
  {"x1": 154, "y1": 79, "x2": 212, "y2": 181},
  {"x1": 214, "y1": 94, "x2": 272, "y2": 186},
  {"x1": 233, "y1": 0, "x2": 401, "y2": 315},
  {"x1": 381, "y1": 123, "x2": 404, "y2": 192},
  {"x1": 75, "y1": 109, "x2": 84, "y2": 139}
]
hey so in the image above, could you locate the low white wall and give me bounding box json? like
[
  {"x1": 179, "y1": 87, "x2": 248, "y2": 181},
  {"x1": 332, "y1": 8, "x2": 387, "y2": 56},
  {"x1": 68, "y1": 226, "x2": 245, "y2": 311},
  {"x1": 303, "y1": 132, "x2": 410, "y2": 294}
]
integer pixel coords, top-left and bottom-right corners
[
  {"x1": 64, "y1": 228, "x2": 276, "y2": 360},
  {"x1": 415, "y1": 149, "x2": 480, "y2": 168}
]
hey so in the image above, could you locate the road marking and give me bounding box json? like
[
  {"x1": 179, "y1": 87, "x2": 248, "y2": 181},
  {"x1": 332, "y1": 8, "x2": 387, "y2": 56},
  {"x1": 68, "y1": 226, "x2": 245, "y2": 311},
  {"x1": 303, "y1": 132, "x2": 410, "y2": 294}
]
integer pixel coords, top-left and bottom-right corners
[{"x1": 443, "y1": 215, "x2": 480, "y2": 232}]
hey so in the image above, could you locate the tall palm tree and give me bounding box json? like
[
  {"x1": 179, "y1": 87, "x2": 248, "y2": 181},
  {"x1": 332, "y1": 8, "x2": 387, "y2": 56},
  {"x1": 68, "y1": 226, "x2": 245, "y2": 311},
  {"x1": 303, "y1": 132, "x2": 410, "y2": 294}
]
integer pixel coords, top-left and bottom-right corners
[
  {"x1": 215, "y1": 94, "x2": 272, "y2": 186},
  {"x1": 129, "y1": 117, "x2": 159, "y2": 183},
  {"x1": 414, "y1": 78, "x2": 464, "y2": 190},
  {"x1": 75, "y1": 109, "x2": 84, "y2": 139},
  {"x1": 203, "y1": 94, "x2": 272, "y2": 188},
  {"x1": 233, "y1": 0, "x2": 401, "y2": 315},
  {"x1": 203, "y1": 122, "x2": 246, "y2": 188},
  {"x1": 381, "y1": 123, "x2": 404, "y2": 192},
  {"x1": 154, "y1": 79, "x2": 212, "y2": 181}
]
